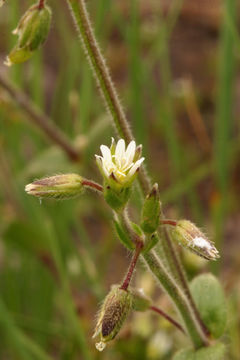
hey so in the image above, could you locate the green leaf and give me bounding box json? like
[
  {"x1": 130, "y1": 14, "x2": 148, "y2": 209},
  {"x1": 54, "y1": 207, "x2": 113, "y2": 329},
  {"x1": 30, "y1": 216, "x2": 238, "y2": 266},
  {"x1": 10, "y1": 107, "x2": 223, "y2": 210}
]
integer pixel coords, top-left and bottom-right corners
[
  {"x1": 173, "y1": 342, "x2": 226, "y2": 360},
  {"x1": 190, "y1": 273, "x2": 227, "y2": 338},
  {"x1": 113, "y1": 220, "x2": 134, "y2": 250}
]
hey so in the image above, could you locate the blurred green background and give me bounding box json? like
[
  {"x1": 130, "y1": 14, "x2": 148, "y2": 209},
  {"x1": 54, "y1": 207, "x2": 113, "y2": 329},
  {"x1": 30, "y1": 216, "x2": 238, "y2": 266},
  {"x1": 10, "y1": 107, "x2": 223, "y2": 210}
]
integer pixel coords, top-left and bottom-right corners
[{"x1": 0, "y1": 0, "x2": 239, "y2": 359}]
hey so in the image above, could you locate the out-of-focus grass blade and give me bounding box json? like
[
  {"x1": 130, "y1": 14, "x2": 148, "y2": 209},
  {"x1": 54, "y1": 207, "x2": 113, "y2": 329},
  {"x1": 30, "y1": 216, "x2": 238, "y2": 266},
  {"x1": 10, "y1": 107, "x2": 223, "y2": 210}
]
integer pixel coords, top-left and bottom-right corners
[
  {"x1": 212, "y1": 0, "x2": 237, "y2": 273},
  {"x1": 0, "y1": 298, "x2": 52, "y2": 360},
  {"x1": 127, "y1": 0, "x2": 146, "y2": 147}
]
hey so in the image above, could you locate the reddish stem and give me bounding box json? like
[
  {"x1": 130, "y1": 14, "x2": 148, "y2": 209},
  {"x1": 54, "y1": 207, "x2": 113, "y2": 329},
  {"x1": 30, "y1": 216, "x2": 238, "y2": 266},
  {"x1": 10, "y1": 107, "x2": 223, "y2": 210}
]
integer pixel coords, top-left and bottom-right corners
[
  {"x1": 82, "y1": 179, "x2": 103, "y2": 193},
  {"x1": 150, "y1": 305, "x2": 186, "y2": 334},
  {"x1": 38, "y1": 0, "x2": 45, "y2": 9},
  {"x1": 160, "y1": 219, "x2": 177, "y2": 227},
  {"x1": 120, "y1": 241, "x2": 143, "y2": 291}
]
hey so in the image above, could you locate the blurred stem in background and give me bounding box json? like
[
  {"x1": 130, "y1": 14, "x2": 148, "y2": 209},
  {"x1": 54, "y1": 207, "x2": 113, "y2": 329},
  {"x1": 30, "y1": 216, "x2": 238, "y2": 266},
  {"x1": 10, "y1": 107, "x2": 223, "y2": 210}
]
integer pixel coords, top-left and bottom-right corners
[
  {"x1": 128, "y1": 0, "x2": 146, "y2": 147},
  {"x1": 0, "y1": 73, "x2": 80, "y2": 162},
  {"x1": 212, "y1": 0, "x2": 237, "y2": 273},
  {"x1": 45, "y1": 221, "x2": 92, "y2": 360},
  {"x1": 0, "y1": 298, "x2": 52, "y2": 360}
]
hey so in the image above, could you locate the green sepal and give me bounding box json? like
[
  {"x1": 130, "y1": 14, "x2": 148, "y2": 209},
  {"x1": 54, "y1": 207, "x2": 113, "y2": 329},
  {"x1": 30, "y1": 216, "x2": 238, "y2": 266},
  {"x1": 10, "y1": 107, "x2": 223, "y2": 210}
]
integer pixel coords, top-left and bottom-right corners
[
  {"x1": 28, "y1": 6, "x2": 52, "y2": 51},
  {"x1": 130, "y1": 222, "x2": 144, "y2": 237},
  {"x1": 113, "y1": 220, "x2": 134, "y2": 250},
  {"x1": 140, "y1": 183, "x2": 161, "y2": 234},
  {"x1": 6, "y1": 3, "x2": 51, "y2": 66},
  {"x1": 18, "y1": 9, "x2": 39, "y2": 48},
  {"x1": 8, "y1": 46, "x2": 33, "y2": 64},
  {"x1": 173, "y1": 342, "x2": 226, "y2": 360},
  {"x1": 130, "y1": 288, "x2": 151, "y2": 312},
  {"x1": 142, "y1": 232, "x2": 158, "y2": 253},
  {"x1": 104, "y1": 184, "x2": 131, "y2": 211},
  {"x1": 190, "y1": 274, "x2": 227, "y2": 339}
]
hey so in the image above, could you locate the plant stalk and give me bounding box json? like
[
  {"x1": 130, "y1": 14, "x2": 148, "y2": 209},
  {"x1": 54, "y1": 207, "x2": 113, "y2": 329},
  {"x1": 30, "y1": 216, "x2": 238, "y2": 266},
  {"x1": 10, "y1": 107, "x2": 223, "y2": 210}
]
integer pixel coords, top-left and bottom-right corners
[
  {"x1": 120, "y1": 241, "x2": 143, "y2": 291},
  {"x1": 82, "y1": 179, "x2": 103, "y2": 193},
  {"x1": 66, "y1": 0, "x2": 151, "y2": 194},
  {"x1": 143, "y1": 250, "x2": 208, "y2": 347},
  {"x1": 150, "y1": 305, "x2": 186, "y2": 335},
  {"x1": 66, "y1": 0, "x2": 209, "y2": 348},
  {"x1": 38, "y1": 0, "x2": 45, "y2": 9}
]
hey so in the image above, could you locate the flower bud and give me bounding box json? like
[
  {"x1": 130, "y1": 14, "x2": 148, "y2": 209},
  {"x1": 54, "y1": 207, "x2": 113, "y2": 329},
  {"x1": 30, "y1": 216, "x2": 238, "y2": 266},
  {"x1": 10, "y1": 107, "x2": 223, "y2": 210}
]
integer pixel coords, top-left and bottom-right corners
[
  {"x1": 172, "y1": 220, "x2": 220, "y2": 261},
  {"x1": 143, "y1": 232, "x2": 158, "y2": 253},
  {"x1": 130, "y1": 288, "x2": 151, "y2": 312},
  {"x1": 5, "y1": 2, "x2": 51, "y2": 66},
  {"x1": 25, "y1": 174, "x2": 84, "y2": 200},
  {"x1": 141, "y1": 184, "x2": 161, "y2": 234},
  {"x1": 93, "y1": 285, "x2": 133, "y2": 351}
]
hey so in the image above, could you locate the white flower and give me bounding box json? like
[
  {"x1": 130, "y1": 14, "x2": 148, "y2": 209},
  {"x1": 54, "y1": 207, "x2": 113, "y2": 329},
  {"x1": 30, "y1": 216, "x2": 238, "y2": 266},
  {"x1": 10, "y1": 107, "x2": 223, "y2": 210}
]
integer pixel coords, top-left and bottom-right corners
[{"x1": 96, "y1": 139, "x2": 144, "y2": 186}]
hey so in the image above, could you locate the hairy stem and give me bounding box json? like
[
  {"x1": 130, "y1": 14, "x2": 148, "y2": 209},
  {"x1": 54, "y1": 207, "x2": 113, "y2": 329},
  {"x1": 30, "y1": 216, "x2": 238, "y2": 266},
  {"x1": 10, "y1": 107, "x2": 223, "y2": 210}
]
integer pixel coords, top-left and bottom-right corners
[
  {"x1": 66, "y1": 0, "x2": 131, "y2": 141},
  {"x1": 120, "y1": 241, "x2": 143, "y2": 290},
  {"x1": 82, "y1": 179, "x2": 103, "y2": 193},
  {"x1": 119, "y1": 210, "x2": 209, "y2": 347},
  {"x1": 66, "y1": 0, "x2": 151, "y2": 194},
  {"x1": 143, "y1": 250, "x2": 208, "y2": 347}
]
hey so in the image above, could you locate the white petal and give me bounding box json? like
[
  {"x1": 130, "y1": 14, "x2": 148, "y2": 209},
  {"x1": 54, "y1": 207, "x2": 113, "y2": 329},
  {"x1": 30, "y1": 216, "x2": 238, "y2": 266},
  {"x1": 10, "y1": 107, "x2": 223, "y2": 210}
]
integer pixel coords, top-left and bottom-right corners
[
  {"x1": 101, "y1": 163, "x2": 110, "y2": 177},
  {"x1": 125, "y1": 141, "x2": 136, "y2": 164},
  {"x1": 127, "y1": 157, "x2": 144, "y2": 177},
  {"x1": 115, "y1": 139, "x2": 125, "y2": 163},
  {"x1": 100, "y1": 145, "x2": 112, "y2": 162}
]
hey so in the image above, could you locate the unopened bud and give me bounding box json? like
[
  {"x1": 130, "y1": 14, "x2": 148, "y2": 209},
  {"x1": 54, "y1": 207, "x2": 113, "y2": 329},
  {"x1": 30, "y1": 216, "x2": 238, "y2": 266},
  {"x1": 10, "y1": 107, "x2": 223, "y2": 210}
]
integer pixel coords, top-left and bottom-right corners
[
  {"x1": 93, "y1": 285, "x2": 133, "y2": 351},
  {"x1": 25, "y1": 174, "x2": 84, "y2": 200},
  {"x1": 172, "y1": 220, "x2": 220, "y2": 261},
  {"x1": 143, "y1": 232, "x2": 158, "y2": 253},
  {"x1": 5, "y1": 2, "x2": 51, "y2": 66},
  {"x1": 130, "y1": 288, "x2": 151, "y2": 312},
  {"x1": 141, "y1": 183, "x2": 161, "y2": 234}
]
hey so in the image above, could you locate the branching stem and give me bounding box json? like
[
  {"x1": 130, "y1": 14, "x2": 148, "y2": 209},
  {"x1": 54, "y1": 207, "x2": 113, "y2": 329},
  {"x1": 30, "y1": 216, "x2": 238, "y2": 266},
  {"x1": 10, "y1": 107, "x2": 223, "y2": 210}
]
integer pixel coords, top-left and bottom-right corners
[
  {"x1": 82, "y1": 179, "x2": 103, "y2": 193},
  {"x1": 120, "y1": 241, "x2": 143, "y2": 291},
  {"x1": 160, "y1": 219, "x2": 177, "y2": 226},
  {"x1": 150, "y1": 305, "x2": 186, "y2": 335},
  {"x1": 0, "y1": 73, "x2": 80, "y2": 162},
  {"x1": 38, "y1": 0, "x2": 45, "y2": 9}
]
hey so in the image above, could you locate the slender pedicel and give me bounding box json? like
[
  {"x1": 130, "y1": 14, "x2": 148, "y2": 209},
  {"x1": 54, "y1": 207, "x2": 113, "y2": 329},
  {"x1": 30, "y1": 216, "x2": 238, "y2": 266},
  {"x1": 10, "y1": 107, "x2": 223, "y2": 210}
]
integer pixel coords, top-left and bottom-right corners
[
  {"x1": 120, "y1": 241, "x2": 143, "y2": 291},
  {"x1": 150, "y1": 305, "x2": 186, "y2": 335}
]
